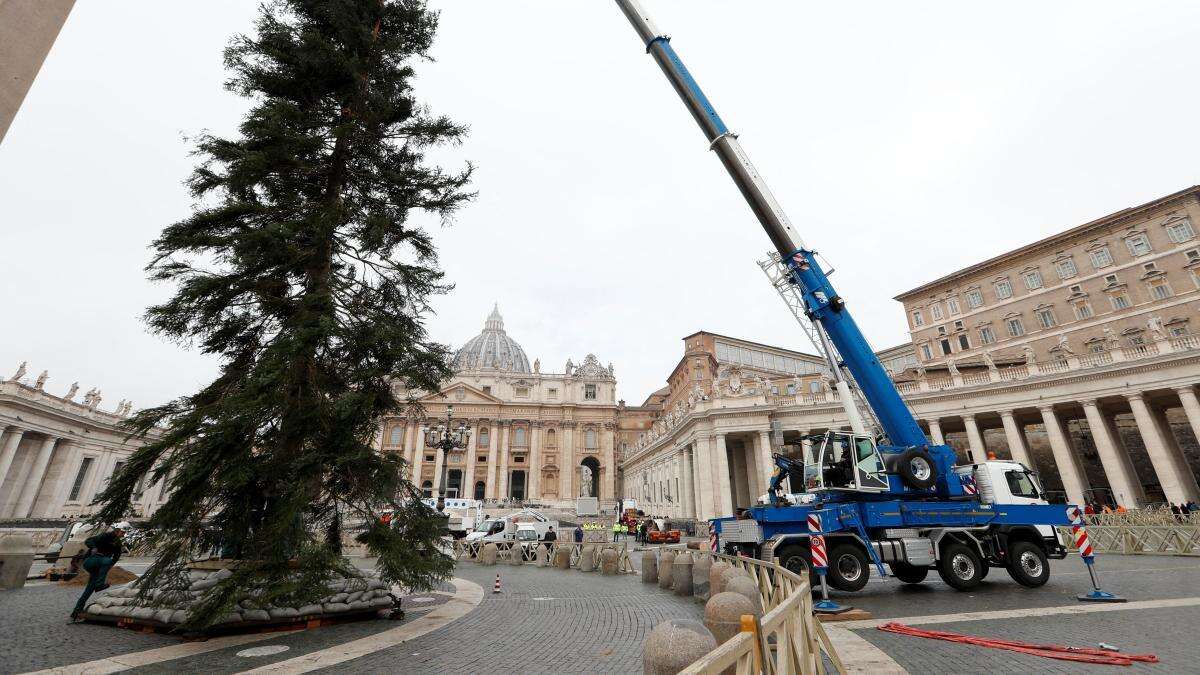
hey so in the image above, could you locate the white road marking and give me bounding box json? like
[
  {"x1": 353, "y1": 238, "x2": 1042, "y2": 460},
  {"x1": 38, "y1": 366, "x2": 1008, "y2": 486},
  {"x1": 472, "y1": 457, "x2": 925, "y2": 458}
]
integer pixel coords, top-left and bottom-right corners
[
  {"x1": 23, "y1": 632, "x2": 288, "y2": 675},
  {"x1": 235, "y1": 578, "x2": 485, "y2": 674},
  {"x1": 237, "y1": 646, "x2": 291, "y2": 658},
  {"x1": 822, "y1": 626, "x2": 908, "y2": 674},
  {"x1": 838, "y1": 596, "x2": 1200, "y2": 630}
]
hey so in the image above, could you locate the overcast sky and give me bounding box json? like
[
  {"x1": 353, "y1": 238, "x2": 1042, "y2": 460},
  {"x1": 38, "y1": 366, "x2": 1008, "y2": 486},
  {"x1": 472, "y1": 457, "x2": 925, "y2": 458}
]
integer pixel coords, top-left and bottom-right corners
[{"x1": 3, "y1": 1, "x2": 1199, "y2": 410}]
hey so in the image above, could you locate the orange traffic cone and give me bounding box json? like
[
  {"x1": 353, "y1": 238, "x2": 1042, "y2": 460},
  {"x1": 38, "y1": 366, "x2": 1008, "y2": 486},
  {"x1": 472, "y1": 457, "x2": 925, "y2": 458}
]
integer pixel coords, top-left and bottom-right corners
[{"x1": 493, "y1": 573, "x2": 501, "y2": 594}]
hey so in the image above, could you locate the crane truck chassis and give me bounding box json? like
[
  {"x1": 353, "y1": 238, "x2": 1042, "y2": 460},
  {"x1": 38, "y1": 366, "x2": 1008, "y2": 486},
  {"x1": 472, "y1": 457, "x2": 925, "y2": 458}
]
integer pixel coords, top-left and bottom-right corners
[{"x1": 615, "y1": 0, "x2": 1079, "y2": 595}]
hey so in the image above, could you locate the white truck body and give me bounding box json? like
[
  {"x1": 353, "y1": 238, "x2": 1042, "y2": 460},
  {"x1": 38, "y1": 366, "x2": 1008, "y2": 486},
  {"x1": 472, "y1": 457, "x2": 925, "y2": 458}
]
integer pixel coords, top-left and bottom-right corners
[
  {"x1": 464, "y1": 509, "x2": 559, "y2": 544},
  {"x1": 421, "y1": 498, "x2": 484, "y2": 537}
]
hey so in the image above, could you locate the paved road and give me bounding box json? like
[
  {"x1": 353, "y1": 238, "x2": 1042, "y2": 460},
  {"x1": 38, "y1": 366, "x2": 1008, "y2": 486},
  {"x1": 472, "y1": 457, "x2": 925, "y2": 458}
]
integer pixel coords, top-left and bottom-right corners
[{"x1": 839, "y1": 554, "x2": 1200, "y2": 674}]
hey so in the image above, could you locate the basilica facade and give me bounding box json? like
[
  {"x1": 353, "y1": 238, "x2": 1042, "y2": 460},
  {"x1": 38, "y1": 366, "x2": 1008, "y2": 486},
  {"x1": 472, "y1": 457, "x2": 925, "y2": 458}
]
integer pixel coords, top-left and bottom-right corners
[{"x1": 381, "y1": 306, "x2": 619, "y2": 507}]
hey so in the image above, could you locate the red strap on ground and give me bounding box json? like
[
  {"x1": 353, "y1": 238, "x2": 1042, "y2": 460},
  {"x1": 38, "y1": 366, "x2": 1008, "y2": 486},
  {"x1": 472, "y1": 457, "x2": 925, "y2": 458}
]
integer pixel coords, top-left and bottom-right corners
[{"x1": 877, "y1": 622, "x2": 1159, "y2": 666}]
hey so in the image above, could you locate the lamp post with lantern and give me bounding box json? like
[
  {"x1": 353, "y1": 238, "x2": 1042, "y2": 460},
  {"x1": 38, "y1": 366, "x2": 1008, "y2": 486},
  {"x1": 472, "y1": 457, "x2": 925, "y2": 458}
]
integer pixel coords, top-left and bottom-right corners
[{"x1": 421, "y1": 405, "x2": 471, "y2": 512}]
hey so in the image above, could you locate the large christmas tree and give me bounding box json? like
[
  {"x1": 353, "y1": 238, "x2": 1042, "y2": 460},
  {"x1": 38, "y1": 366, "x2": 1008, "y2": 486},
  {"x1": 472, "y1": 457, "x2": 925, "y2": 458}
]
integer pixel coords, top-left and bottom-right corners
[{"x1": 93, "y1": 0, "x2": 473, "y2": 626}]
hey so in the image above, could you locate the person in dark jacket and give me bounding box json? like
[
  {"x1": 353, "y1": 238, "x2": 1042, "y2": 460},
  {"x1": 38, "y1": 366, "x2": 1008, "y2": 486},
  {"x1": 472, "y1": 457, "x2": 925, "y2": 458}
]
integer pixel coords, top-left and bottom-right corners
[
  {"x1": 70, "y1": 523, "x2": 127, "y2": 622},
  {"x1": 573, "y1": 526, "x2": 584, "y2": 543}
]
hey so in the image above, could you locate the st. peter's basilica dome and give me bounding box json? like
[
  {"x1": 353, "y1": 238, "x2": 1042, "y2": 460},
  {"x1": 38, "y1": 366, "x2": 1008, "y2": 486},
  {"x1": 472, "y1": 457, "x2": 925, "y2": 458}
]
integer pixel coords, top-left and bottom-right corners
[{"x1": 451, "y1": 305, "x2": 532, "y2": 373}]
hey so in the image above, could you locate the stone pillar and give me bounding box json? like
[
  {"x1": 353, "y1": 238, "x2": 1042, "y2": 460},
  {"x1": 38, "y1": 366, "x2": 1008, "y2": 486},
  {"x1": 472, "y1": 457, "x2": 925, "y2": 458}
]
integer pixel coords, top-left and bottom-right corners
[
  {"x1": 1080, "y1": 400, "x2": 1143, "y2": 508},
  {"x1": 409, "y1": 422, "x2": 424, "y2": 487},
  {"x1": 681, "y1": 447, "x2": 695, "y2": 518},
  {"x1": 1152, "y1": 403, "x2": 1200, "y2": 503},
  {"x1": 560, "y1": 422, "x2": 575, "y2": 501},
  {"x1": 431, "y1": 446, "x2": 445, "y2": 493},
  {"x1": 12, "y1": 436, "x2": 58, "y2": 518},
  {"x1": 999, "y1": 410, "x2": 1033, "y2": 468},
  {"x1": 485, "y1": 420, "x2": 499, "y2": 499},
  {"x1": 755, "y1": 430, "x2": 773, "y2": 498},
  {"x1": 528, "y1": 422, "x2": 541, "y2": 500},
  {"x1": 0, "y1": 428, "x2": 27, "y2": 489},
  {"x1": 48, "y1": 442, "x2": 82, "y2": 516},
  {"x1": 729, "y1": 439, "x2": 747, "y2": 508},
  {"x1": 602, "y1": 423, "x2": 616, "y2": 500},
  {"x1": 927, "y1": 418, "x2": 946, "y2": 445},
  {"x1": 1039, "y1": 405, "x2": 1089, "y2": 506},
  {"x1": 962, "y1": 414, "x2": 986, "y2": 463},
  {"x1": 464, "y1": 421, "x2": 478, "y2": 500},
  {"x1": 801, "y1": 436, "x2": 814, "y2": 465},
  {"x1": 81, "y1": 451, "x2": 114, "y2": 509},
  {"x1": 693, "y1": 441, "x2": 712, "y2": 520},
  {"x1": 1127, "y1": 392, "x2": 1199, "y2": 504},
  {"x1": 713, "y1": 434, "x2": 733, "y2": 516},
  {"x1": 1176, "y1": 386, "x2": 1200, "y2": 463},
  {"x1": 498, "y1": 421, "x2": 511, "y2": 499}
]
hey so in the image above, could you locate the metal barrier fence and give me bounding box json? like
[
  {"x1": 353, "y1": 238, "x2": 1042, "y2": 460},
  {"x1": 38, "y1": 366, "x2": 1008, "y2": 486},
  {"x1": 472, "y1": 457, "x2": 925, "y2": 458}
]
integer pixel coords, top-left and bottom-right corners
[
  {"x1": 1084, "y1": 509, "x2": 1199, "y2": 527},
  {"x1": 682, "y1": 551, "x2": 845, "y2": 675},
  {"x1": 452, "y1": 539, "x2": 637, "y2": 573},
  {"x1": 1058, "y1": 524, "x2": 1200, "y2": 556}
]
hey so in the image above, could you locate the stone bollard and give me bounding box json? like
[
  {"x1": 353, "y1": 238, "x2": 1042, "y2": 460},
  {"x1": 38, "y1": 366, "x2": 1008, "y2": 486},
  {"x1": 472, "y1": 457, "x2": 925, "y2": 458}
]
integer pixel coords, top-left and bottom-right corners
[
  {"x1": 708, "y1": 560, "x2": 731, "y2": 596},
  {"x1": 600, "y1": 548, "x2": 619, "y2": 575},
  {"x1": 580, "y1": 545, "x2": 597, "y2": 572},
  {"x1": 657, "y1": 550, "x2": 676, "y2": 589},
  {"x1": 693, "y1": 555, "x2": 712, "y2": 601},
  {"x1": 704, "y1": 592, "x2": 760, "y2": 645},
  {"x1": 672, "y1": 553, "x2": 694, "y2": 596},
  {"x1": 723, "y1": 575, "x2": 763, "y2": 613},
  {"x1": 478, "y1": 542, "x2": 498, "y2": 566},
  {"x1": 553, "y1": 546, "x2": 572, "y2": 570},
  {"x1": 641, "y1": 549, "x2": 658, "y2": 584},
  {"x1": 0, "y1": 534, "x2": 35, "y2": 590},
  {"x1": 718, "y1": 566, "x2": 748, "y2": 596},
  {"x1": 642, "y1": 619, "x2": 718, "y2": 675},
  {"x1": 536, "y1": 545, "x2": 549, "y2": 567},
  {"x1": 509, "y1": 545, "x2": 525, "y2": 566}
]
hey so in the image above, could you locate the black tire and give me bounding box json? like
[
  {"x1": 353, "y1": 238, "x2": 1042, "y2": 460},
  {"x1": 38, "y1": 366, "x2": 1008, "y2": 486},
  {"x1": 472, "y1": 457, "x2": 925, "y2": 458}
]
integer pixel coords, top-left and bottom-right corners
[
  {"x1": 890, "y1": 562, "x2": 929, "y2": 584},
  {"x1": 776, "y1": 544, "x2": 818, "y2": 587},
  {"x1": 897, "y1": 449, "x2": 938, "y2": 490},
  {"x1": 979, "y1": 564, "x2": 990, "y2": 580},
  {"x1": 1006, "y1": 541, "x2": 1050, "y2": 588},
  {"x1": 826, "y1": 543, "x2": 870, "y2": 592},
  {"x1": 937, "y1": 542, "x2": 984, "y2": 591}
]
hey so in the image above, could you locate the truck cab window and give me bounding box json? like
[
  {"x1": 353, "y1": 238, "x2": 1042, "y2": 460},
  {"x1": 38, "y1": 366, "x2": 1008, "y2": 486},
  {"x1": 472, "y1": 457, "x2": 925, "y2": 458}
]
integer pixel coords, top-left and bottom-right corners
[{"x1": 1005, "y1": 470, "x2": 1041, "y2": 499}]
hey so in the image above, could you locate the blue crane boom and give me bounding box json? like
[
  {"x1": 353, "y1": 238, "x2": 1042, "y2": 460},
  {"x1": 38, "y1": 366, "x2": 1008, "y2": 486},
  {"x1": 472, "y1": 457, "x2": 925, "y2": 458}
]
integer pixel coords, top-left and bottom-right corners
[{"x1": 614, "y1": 0, "x2": 925, "y2": 451}]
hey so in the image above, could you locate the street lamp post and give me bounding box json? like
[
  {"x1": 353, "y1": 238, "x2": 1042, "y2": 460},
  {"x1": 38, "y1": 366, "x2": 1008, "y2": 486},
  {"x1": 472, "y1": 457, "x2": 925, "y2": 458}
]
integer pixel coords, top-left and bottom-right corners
[{"x1": 421, "y1": 405, "x2": 471, "y2": 512}]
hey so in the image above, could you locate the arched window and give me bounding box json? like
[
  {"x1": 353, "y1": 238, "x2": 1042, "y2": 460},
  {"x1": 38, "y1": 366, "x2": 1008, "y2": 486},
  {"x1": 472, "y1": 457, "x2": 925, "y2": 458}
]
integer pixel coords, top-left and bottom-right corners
[
  {"x1": 420, "y1": 480, "x2": 433, "y2": 498},
  {"x1": 546, "y1": 428, "x2": 556, "y2": 447},
  {"x1": 514, "y1": 426, "x2": 527, "y2": 446},
  {"x1": 585, "y1": 429, "x2": 597, "y2": 449},
  {"x1": 478, "y1": 426, "x2": 490, "y2": 447},
  {"x1": 389, "y1": 425, "x2": 403, "y2": 445}
]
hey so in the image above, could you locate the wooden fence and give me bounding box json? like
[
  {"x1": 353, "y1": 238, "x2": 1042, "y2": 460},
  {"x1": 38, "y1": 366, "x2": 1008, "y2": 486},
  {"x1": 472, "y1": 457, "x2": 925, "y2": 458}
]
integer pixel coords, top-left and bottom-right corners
[
  {"x1": 681, "y1": 551, "x2": 845, "y2": 675},
  {"x1": 1059, "y1": 524, "x2": 1200, "y2": 556}
]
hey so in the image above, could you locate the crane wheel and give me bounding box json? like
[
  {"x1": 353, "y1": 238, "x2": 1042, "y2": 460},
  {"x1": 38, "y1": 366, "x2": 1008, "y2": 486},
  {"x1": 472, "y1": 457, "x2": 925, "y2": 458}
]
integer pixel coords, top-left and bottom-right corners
[
  {"x1": 826, "y1": 543, "x2": 870, "y2": 592},
  {"x1": 1005, "y1": 541, "x2": 1050, "y2": 587},
  {"x1": 897, "y1": 449, "x2": 938, "y2": 490},
  {"x1": 889, "y1": 562, "x2": 928, "y2": 584},
  {"x1": 937, "y1": 542, "x2": 984, "y2": 590}
]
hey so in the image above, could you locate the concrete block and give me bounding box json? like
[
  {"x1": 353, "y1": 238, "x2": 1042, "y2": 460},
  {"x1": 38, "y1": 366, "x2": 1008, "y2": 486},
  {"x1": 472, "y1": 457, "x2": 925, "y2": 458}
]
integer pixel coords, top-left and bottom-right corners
[
  {"x1": 708, "y1": 560, "x2": 731, "y2": 596},
  {"x1": 692, "y1": 555, "x2": 712, "y2": 601},
  {"x1": 640, "y1": 549, "x2": 658, "y2": 584},
  {"x1": 0, "y1": 534, "x2": 35, "y2": 590},
  {"x1": 642, "y1": 619, "x2": 717, "y2": 675},
  {"x1": 672, "y1": 553, "x2": 694, "y2": 596},
  {"x1": 723, "y1": 576, "x2": 762, "y2": 613},
  {"x1": 600, "y1": 548, "x2": 619, "y2": 575},
  {"x1": 704, "y1": 592, "x2": 759, "y2": 644}
]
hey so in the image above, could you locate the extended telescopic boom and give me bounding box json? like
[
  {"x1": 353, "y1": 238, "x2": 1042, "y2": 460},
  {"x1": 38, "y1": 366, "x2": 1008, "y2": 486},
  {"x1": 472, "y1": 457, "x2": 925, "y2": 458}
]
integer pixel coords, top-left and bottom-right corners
[{"x1": 615, "y1": 0, "x2": 927, "y2": 449}]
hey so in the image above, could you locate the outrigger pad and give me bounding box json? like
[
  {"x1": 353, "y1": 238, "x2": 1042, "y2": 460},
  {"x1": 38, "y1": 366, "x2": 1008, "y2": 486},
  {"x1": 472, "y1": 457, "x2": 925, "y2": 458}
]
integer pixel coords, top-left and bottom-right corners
[
  {"x1": 814, "y1": 599, "x2": 853, "y2": 614},
  {"x1": 1077, "y1": 590, "x2": 1126, "y2": 603}
]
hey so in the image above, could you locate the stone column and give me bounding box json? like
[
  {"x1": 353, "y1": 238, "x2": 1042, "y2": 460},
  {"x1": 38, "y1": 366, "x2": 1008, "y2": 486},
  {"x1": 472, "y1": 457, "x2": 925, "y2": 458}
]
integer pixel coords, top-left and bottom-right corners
[
  {"x1": 431, "y1": 446, "x2": 445, "y2": 493},
  {"x1": 402, "y1": 420, "x2": 417, "y2": 466},
  {"x1": 693, "y1": 440, "x2": 712, "y2": 520},
  {"x1": 81, "y1": 451, "x2": 114, "y2": 509},
  {"x1": 1152, "y1": 402, "x2": 1200, "y2": 502},
  {"x1": 408, "y1": 422, "x2": 424, "y2": 485},
  {"x1": 999, "y1": 411, "x2": 1034, "y2": 468},
  {"x1": 801, "y1": 436, "x2": 814, "y2": 465},
  {"x1": 681, "y1": 447, "x2": 695, "y2": 518},
  {"x1": 560, "y1": 422, "x2": 575, "y2": 500},
  {"x1": 464, "y1": 421, "x2": 478, "y2": 500},
  {"x1": 927, "y1": 418, "x2": 946, "y2": 445},
  {"x1": 601, "y1": 422, "x2": 616, "y2": 500},
  {"x1": 962, "y1": 415, "x2": 986, "y2": 463},
  {"x1": 48, "y1": 442, "x2": 82, "y2": 517},
  {"x1": 498, "y1": 421, "x2": 511, "y2": 499},
  {"x1": 1127, "y1": 392, "x2": 1198, "y2": 504},
  {"x1": 1080, "y1": 400, "x2": 1143, "y2": 508},
  {"x1": 1176, "y1": 386, "x2": 1200, "y2": 458},
  {"x1": 0, "y1": 427, "x2": 27, "y2": 489},
  {"x1": 528, "y1": 422, "x2": 541, "y2": 500},
  {"x1": 1039, "y1": 405, "x2": 1089, "y2": 505},
  {"x1": 729, "y1": 439, "x2": 748, "y2": 508},
  {"x1": 756, "y1": 429, "x2": 774, "y2": 498},
  {"x1": 484, "y1": 417, "x2": 499, "y2": 497},
  {"x1": 12, "y1": 436, "x2": 58, "y2": 518},
  {"x1": 713, "y1": 433, "x2": 733, "y2": 516}
]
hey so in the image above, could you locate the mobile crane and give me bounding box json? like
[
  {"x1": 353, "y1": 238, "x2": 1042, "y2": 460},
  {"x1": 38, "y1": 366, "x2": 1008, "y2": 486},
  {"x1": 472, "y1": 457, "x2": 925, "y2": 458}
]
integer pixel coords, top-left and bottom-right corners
[{"x1": 615, "y1": 0, "x2": 1075, "y2": 593}]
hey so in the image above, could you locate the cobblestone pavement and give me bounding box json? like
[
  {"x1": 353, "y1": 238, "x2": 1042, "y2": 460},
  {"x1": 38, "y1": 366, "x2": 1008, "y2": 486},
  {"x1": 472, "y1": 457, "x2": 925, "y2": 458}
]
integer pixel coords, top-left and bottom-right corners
[{"x1": 839, "y1": 553, "x2": 1200, "y2": 674}]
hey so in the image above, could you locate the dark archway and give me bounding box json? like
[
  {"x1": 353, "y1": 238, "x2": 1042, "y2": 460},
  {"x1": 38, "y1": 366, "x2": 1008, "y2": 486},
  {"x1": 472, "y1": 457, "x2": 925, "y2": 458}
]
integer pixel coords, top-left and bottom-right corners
[
  {"x1": 474, "y1": 480, "x2": 486, "y2": 500},
  {"x1": 420, "y1": 480, "x2": 433, "y2": 498},
  {"x1": 580, "y1": 456, "x2": 601, "y2": 498},
  {"x1": 447, "y1": 469, "x2": 462, "y2": 498},
  {"x1": 510, "y1": 470, "x2": 526, "y2": 501}
]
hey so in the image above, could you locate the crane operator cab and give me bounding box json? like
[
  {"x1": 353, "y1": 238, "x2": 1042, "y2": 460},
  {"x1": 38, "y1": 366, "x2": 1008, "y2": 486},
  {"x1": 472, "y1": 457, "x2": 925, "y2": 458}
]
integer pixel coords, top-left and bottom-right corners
[{"x1": 808, "y1": 431, "x2": 890, "y2": 493}]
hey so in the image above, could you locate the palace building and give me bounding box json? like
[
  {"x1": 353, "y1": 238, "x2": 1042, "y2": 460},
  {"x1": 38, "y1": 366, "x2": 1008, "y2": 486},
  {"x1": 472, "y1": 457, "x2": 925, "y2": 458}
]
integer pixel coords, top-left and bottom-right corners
[
  {"x1": 619, "y1": 187, "x2": 1200, "y2": 519},
  {"x1": 382, "y1": 306, "x2": 619, "y2": 506}
]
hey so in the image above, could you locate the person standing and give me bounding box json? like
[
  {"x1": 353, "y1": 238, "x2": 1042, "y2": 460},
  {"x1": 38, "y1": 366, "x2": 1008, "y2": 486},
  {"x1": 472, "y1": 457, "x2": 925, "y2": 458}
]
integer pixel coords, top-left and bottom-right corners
[
  {"x1": 70, "y1": 522, "x2": 128, "y2": 622},
  {"x1": 543, "y1": 525, "x2": 557, "y2": 557},
  {"x1": 573, "y1": 525, "x2": 584, "y2": 544}
]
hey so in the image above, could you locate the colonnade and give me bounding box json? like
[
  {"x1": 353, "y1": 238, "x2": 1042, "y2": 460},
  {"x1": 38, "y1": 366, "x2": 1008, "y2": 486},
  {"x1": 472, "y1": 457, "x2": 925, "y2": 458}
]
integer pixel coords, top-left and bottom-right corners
[{"x1": 918, "y1": 385, "x2": 1200, "y2": 507}]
